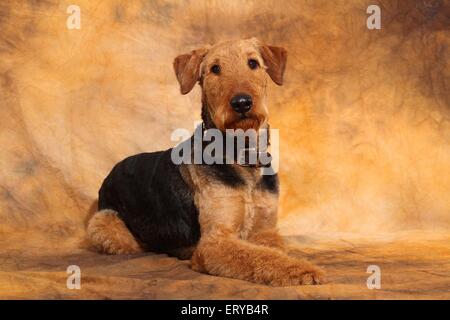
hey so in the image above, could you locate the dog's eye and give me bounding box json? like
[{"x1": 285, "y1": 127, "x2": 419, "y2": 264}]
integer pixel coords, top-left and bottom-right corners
[
  {"x1": 210, "y1": 64, "x2": 221, "y2": 74},
  {"x1": 248, "y1": 59, "x2": 259, "y2": 70}
]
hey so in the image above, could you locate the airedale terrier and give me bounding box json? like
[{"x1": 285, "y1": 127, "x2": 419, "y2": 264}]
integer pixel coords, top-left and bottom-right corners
[{"x1": 87, "y1": 38, "x2": 325, "y2": 286}]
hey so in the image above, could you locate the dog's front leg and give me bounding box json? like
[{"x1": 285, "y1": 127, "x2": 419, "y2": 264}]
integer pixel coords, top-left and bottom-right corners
[
  {"x1": 191, "y1": 233, "x2": 325, "y2": 286},
  {"x1": 247, "y1": 229, "x2": 286, "y2": 251}
]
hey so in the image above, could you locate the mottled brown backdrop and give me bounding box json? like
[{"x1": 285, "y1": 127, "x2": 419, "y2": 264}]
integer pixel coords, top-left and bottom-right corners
[{"x1": 0, "y1": 0, "x2": 449, "y2": 299}]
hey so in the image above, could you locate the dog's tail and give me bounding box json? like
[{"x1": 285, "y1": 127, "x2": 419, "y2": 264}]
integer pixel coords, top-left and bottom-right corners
[{"x1": 87, "y1": 209, "x2": 143, "y2": 254}]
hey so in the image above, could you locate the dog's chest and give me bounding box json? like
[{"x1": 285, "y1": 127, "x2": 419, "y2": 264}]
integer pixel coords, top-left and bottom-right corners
[
  {"x1": 180, "y1": 164, "x2": 278, "y2": 238},
  {"x1": 239, "y1": 192, "x2": 255, "y2": 239},
  {"x1": 238, "y1": 170, "x2": 263, "y2": 239}
]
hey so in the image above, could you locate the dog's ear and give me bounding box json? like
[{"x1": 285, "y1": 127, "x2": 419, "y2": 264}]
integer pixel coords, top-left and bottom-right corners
[
  {"x1": 173, "y1": 48, "x2": 208, "y2": 95},
  {"x1": 259, "y1": 44, "x2": 287, "y2": 86}
]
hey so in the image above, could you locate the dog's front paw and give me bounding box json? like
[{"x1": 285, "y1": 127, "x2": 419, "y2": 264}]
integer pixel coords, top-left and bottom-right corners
[
  {"x1": 271, "y1": 262, "x2": 326, "y2": 286},
  {"x1": 298, "y1": 267, "x2": 326, "y2": 285}
]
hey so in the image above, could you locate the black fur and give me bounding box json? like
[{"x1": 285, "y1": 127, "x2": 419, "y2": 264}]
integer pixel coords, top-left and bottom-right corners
[
  {"x1": 98, "y1": 149, "x2": 200, "y2": 254},
  {"x1": 259, "y1": 173, "x2": 279, "y2": 193},
  {"x1": 207, "y1": 164, "x2": 246, "y2": 187},
  {"x1": 98, "y1": 129, "x2": 278, "y2": 255}
]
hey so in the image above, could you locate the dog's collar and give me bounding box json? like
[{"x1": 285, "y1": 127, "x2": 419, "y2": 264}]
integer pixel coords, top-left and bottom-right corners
[
  {"x1": 235, "y1": 147, "x2": 272, "y2": 168},
  {"x1": 201, "y1": 122, "x2": 272, "y2": 168}
]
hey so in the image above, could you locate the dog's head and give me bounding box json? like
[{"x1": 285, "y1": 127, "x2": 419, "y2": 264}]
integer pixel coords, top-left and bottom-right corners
[{"x1": 173, "y1": 38, "x2": 287, "y2": 132}]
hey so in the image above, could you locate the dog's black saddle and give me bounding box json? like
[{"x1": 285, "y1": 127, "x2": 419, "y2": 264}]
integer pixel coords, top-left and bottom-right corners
[{"x1": 98, "y1": 149, "x2": 200, "y2": 253}]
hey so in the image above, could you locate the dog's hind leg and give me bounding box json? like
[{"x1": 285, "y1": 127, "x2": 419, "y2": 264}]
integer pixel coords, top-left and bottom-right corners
[{"x1": 87, "y1": 209, "x2": 143, "y2": 254}]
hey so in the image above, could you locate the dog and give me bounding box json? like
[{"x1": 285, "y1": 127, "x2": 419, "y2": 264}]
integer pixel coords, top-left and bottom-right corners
[{"x1": 87, "y1": 38, "x2": 325, "y2": 286}]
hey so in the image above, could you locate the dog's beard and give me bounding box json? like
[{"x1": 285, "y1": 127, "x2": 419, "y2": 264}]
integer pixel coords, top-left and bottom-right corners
[{"x1": 223, "y1": 112, "x2": 265, "y2": 131}]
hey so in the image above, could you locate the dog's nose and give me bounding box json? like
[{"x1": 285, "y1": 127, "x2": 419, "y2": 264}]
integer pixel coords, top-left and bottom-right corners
[{"x1": 230, "y1": 94, "x2": 253, "y2": 114}]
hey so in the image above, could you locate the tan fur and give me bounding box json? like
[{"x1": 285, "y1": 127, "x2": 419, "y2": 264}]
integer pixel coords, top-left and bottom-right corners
[
  {"x1": 181, "y1": 163, "x2": 325, "y2": 286},
  {"x1": 87, "y1": 209, "x2": 143, "y2": 255},
  {"x1": 191, "y1": 235, "x2": 323, "y2": 286},
  {"x1": 174, "y1": 38, "x2": 286, "y2": 132},
  {"x1": 201, "y1": 39, "x2": 270, "y2": 132},
  {"x1": 248, "y1": 229, "x2": 286, "y2": 251}
]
